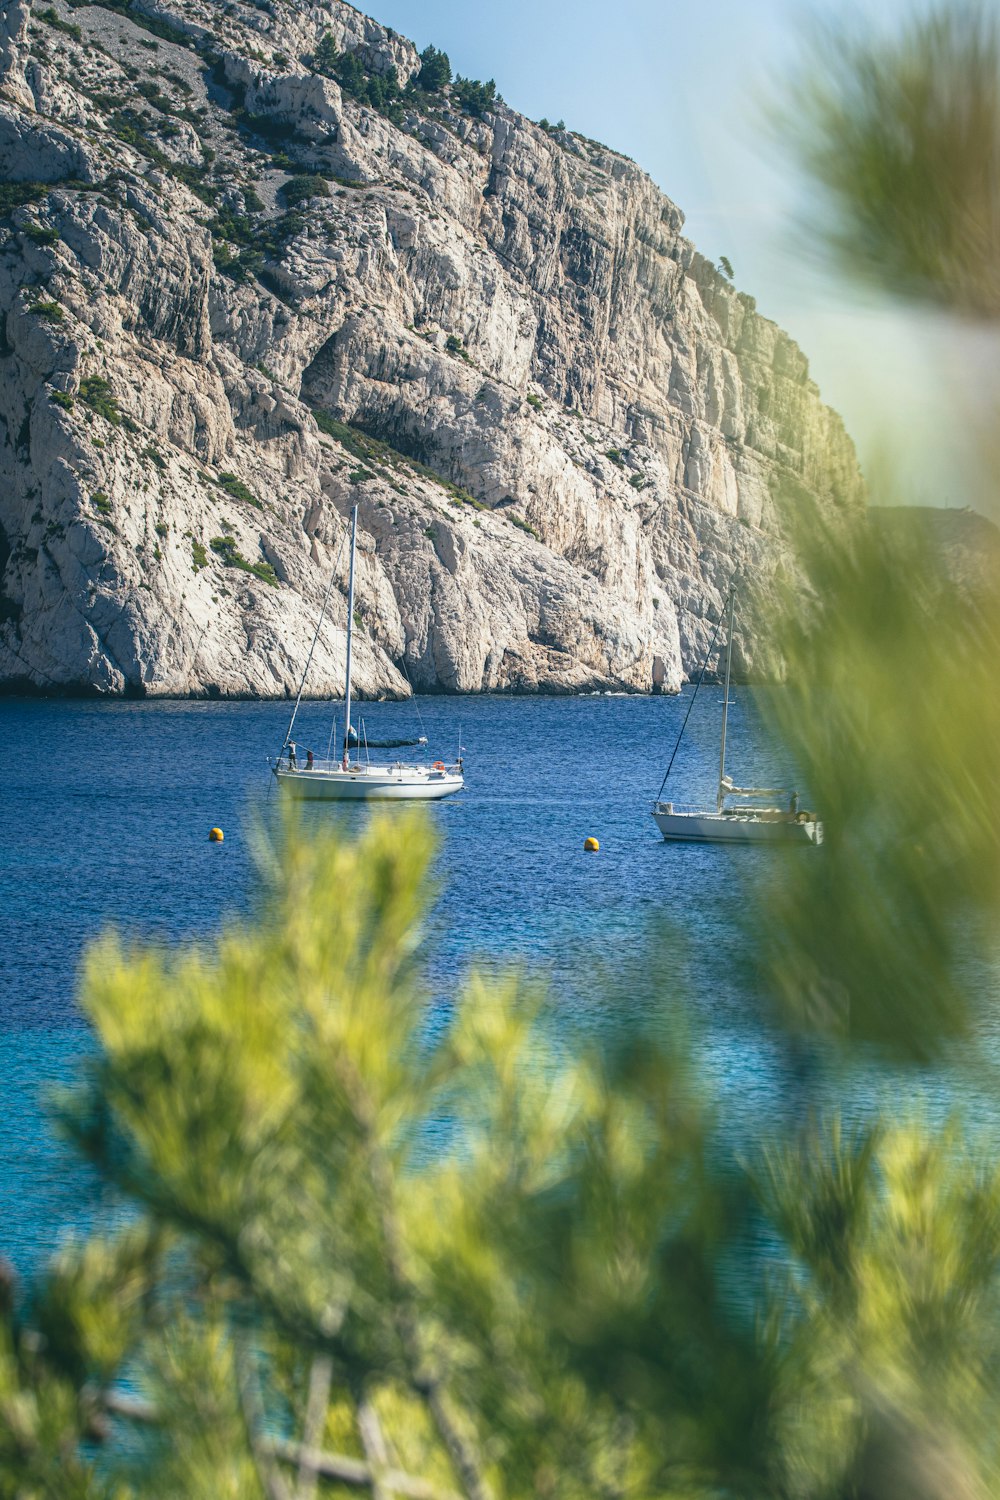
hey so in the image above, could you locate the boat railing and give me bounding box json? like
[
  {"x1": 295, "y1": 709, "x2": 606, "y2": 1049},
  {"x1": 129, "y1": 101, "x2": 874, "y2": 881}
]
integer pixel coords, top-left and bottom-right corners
[
  {"x1": 277, "y1": 755, "x2": 462, "y2": 777},
  {"x1": 653, "y1": 800, "x2": 713, "y2": 816},
  {"x1": 654, "y1": 798, "x2": 803, "y2": 821}
]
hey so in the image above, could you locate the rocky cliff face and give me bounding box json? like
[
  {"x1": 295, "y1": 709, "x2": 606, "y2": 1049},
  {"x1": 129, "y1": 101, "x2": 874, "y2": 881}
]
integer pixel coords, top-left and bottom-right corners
[
  {"x1": 871, "y1": 505, "x2": 1000, "y2": 599},
  {"x1": 0, "y1": 0, "x2": 865, "y2": 697}
]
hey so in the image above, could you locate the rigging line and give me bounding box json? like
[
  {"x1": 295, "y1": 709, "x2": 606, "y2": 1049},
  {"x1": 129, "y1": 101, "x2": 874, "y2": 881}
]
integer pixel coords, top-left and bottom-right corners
[
  {"x1": 278, "y1": 526, "x2": 348, "y2": 759},
  {"x1": 395, "y1": 644, "x2": 427, "y2": 741},
  {"x1": 655, "y1": 588, "x2": 732, "y2": 804}
]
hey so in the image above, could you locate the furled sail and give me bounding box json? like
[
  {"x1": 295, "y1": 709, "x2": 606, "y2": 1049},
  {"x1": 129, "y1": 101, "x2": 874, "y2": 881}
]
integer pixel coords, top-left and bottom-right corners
[{"x1": 348, "y1": 727, "x2": 428, "y2": 750}]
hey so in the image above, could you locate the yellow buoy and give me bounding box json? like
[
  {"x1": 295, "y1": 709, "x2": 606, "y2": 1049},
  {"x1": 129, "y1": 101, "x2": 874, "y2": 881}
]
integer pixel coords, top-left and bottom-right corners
[
  {"x1": 583, "y1": 836, "x2": 599, "y2": 852},
  {"x1": 209, "y1": 827, "x2": 224, "y2": 843}
]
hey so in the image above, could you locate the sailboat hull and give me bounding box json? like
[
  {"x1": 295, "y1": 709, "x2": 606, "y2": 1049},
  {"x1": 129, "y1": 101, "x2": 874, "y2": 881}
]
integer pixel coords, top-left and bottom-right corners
[
  {"x1": 652, "y1": 805, "x2": 822, "y2": 844},
  {"x1": 276, "y1": 765, "x2": 463, "y2": 801}
]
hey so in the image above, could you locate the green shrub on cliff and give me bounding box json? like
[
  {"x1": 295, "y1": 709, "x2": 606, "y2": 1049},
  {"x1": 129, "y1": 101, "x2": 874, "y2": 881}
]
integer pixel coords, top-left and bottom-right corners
[
  {"x1": 37, "y1": 7, "x2": 82, "y2": 39},
  {"x1": 24, "y1": 222, "x2": 60, "y2": 245},
  {"x1": 28, "y1": 300, "x2": 64, "y2": 323},
  {"x1": 417, "y1": 44, "x2": 451, "y2": 92},
  {"x1": 313, "y1": 33, "x2": 404, "y2": 123},
  {"x1": 209, "y1": 534, "x2": 278, "y2": 585},
  {"x1": 79, "y1": 376, "x2": 121, "y2": 425},
  {"x1": 453, "y1": 74, "x2": 499, "y2": 118},
  {"x1": 0, "y1": 182, "x2": 48, "y2": 218},
  {"x1": 280, "y1": 173, "x2": 331, "y2": 208},
  {"x1": 215, "y1": 472, "x2": 261, "y2": 508}
]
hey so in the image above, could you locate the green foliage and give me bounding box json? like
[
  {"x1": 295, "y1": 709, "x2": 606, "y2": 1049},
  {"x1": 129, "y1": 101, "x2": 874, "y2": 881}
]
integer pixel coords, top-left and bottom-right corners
[
  {"x1": 755, "y1": 517, "x2": 1000, "y2": 1059},
  {"x1": 417, "y1": 44, "x2": 451, "y2": 92},
  {"x1": 209, "y1": 535, "x2": 278, "y2": 585},
  {"x1": 211, "y1": 238, "x2": 240, "y2": 276},
  {"x1": 78, "y1": 376, "x2": 121, "y2": 425},
  {"x1": 509, "y1": 513, "x2": 540, "y2": 539},
  {"x1": 91, "y1": 491, "x2": 111, "y2": 514},
  {"x1": 137, "y1": 10, "x2": 190, "y2": 46},
  {"x1": 24, "y1": 222, "x2": 60, "y2": 245},
  {"x1": 779, "y1": 7, "x2": 1000, "y2": 315},
  {"x1": 525, "y1": 391, "x2": 543, "y2": 409},
  {"x1": 604, "y1": 447, "x2": 625, "y2": 466},
  {"x1": 135, "y1": 79, "x2": 175, "y2": 114},
  {"x1": 5, "y1": 16, "x2": 1000, "y2": 1496},
  {"x1": 453, "y1": 74, "x2": 499, "y2": 118},
  {"x1": 37, "y1": 7, "x2": 82, "y2": 39},
  {"x1": 312, "y1": 28, "x2": 338, "y2": 75},
  {"x1": 215, "y1": 471, "x2": 261, "y2": 509},
  {"x1": 210, "y1": 206, "x2": 304, "y2": 284},
  {"x1": 104, "y1": 107, "x2": 215, "y2": 203},
  {"x1": 69, "y1": 0, "x2": 190, "y2": 48},
  {"x1": 0, "y1": 181, "x2": 48, "y2": 217},
  {"x1": 190, "y1": 538, "x2": 207, "y2": 571},
  {"x1": 0, "y1": 783, "x2": 997, "y2": 1498},
  {"x1": 718, "y1": 254, "x2": 734, "y2": 279},
  {"x1": 28, "y1": 300, "x2": 64, "y2": 323},
  {"x1": 280, "y1": 173, "x2": 330, "y2": 208},
  {"x1": 313, "y1": 33, "x2": 404, "y2": 122},
  {"x1": 50, "y1": 389, "x2": 75, "y2": 412},
  {"x1": 313, "y1": 410, "x2": 367, "y2": 448}
]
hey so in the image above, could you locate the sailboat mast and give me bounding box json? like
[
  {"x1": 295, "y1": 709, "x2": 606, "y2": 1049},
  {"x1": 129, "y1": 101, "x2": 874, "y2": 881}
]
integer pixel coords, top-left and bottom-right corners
[
  {"x1": 717, "y1": 587, "x2": 735, "y2": 813},
  {"x1": 342, "y1": 504, "x2": 358, "y2": 768}
]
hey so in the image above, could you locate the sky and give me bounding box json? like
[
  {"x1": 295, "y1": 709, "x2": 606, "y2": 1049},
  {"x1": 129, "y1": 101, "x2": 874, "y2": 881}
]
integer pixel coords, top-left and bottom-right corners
[{"x1": 367, "y1": 0, "x2": 1000, "y2": 517}]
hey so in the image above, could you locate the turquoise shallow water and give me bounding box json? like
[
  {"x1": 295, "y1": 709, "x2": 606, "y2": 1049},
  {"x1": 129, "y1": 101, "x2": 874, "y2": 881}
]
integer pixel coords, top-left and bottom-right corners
[{"x1": 2, "y1": 688, "x2": 987, "y2": 1282}]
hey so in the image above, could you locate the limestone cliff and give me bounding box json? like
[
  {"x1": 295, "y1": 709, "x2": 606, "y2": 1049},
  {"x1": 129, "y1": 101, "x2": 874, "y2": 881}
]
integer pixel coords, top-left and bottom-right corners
[{"x1": 0, "y1": 0, "x2": 865, "y2": 697}]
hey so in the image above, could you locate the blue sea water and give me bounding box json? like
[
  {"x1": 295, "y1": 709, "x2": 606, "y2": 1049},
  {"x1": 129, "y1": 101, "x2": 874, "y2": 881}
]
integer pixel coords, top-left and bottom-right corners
[{"x1": 0, "y1": 688, "x2": 988, "y2": 1282}]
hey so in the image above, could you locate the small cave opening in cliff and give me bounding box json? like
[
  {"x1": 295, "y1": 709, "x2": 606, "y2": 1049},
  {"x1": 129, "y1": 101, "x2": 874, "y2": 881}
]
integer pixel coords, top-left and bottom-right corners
[
  {"x1": 348, "y1": 413, "x2": 490, "y2": 508},
  {"x1": 347, "y1": 414, "x2": 440, "y2": 475},
  {"x1": 307, "y1": 398, "x2": 484, "y2": 508},
  {"x1": 301, "y1": 335, "x2": 486, "y2": 502}
]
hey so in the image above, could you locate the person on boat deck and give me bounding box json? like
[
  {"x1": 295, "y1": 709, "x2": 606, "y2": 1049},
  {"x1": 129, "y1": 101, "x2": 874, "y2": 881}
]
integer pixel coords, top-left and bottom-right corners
[
  {"x1": 789, "y1": 791, "x2": 799, "y2": 815},
  {"x1": 306, "y1": 749, "x2": 314, "y2": 771},
  {"x1": 288, "y1": 742, "x2": 297, "y2": 768}
]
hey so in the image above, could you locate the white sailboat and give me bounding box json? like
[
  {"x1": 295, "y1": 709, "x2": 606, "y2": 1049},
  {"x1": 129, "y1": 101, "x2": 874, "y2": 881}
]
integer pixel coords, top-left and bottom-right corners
[
  {"x1": 651, "y1": 588, "x2": 822, "y2": 845},
  {"x1": 272, "y1": 505, "x2": 464, "y2": 801}
]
